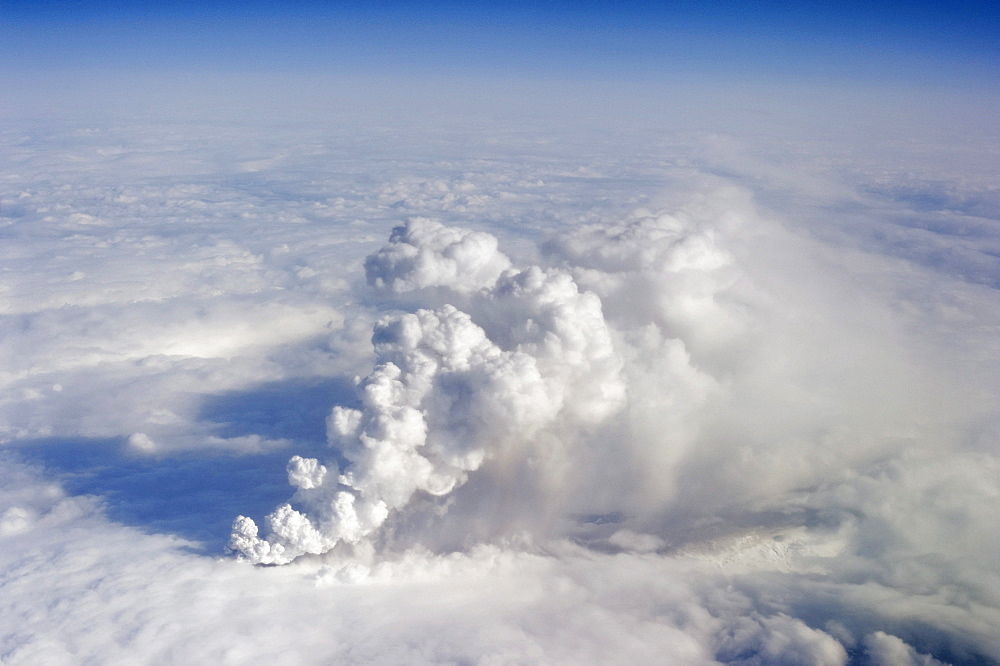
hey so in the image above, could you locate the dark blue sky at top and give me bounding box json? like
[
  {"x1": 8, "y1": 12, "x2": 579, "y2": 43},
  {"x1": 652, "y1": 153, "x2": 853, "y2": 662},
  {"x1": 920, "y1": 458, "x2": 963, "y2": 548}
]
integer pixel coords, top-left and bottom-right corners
[{"x1": 2, "y1": 1, "x2": 998, "y2": 85}]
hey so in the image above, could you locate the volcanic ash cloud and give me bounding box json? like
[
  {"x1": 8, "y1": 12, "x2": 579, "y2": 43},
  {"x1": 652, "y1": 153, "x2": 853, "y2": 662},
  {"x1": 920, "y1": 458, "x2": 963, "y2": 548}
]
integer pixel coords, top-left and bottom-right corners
[{"x1": 230, "y1": 218, "x2": 625, "y2": 564}]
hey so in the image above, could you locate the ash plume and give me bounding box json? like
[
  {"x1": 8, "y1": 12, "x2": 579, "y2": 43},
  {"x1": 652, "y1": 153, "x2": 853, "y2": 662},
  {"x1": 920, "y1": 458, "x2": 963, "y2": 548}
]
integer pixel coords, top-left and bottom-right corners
[{"x1": 230, "y1": 218, "x2": 625, "y2": 564}]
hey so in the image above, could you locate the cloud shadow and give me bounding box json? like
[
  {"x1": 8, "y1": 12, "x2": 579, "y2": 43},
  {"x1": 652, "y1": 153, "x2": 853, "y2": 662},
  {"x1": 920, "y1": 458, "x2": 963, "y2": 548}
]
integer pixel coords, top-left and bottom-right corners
[
  {"x1": 198, "y1": 375, "x2": 358, "y2": 453},
  {"x1": 11, "y1": 376, "x2": 359, "y2": 553}
]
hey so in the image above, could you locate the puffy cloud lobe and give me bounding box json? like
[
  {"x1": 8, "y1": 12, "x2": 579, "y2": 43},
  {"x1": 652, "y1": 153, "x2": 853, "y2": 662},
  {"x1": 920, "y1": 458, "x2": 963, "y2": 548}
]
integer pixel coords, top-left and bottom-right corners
[
  {"x1": 287, "y1": 455, "x2": 327, "y2": 490},
  {"x1": 364, "y1": 217, "x2": 512, "y2": 294},
  {"x1": 863, "y1": 632, "x2": 948, "y2": 666},
  {"x1": 544, "y1": 192, "x2": 752, "y2": 364},
  {"x1": 340, "y1": 307, "x2": 556, "y2": 495},
  {"x1": 230, "y1": 220, "x2": 624, "y2": 564},
  {"x1": 714, "y1": 613, "x2": 848, "y2": 665},
  {"x1": 484, "y1": 266, "x2": 625, "y2": 423}
]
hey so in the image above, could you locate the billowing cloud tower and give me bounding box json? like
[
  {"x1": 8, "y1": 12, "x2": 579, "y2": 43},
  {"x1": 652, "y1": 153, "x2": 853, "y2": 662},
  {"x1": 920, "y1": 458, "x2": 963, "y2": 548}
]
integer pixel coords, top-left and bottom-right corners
[{"x1": 230, "y1": 218, "x2": 625, "y2": 564}]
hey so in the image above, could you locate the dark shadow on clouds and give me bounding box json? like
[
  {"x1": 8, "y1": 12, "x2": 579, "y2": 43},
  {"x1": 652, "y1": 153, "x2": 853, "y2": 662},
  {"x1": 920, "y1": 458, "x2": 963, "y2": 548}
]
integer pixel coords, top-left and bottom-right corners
[
  {"x1": 11, "y1": 376, "x2": 359, "y2": 553},
  {"x1": 198, "y1": 376, "x2": 357, "y2": 450}
]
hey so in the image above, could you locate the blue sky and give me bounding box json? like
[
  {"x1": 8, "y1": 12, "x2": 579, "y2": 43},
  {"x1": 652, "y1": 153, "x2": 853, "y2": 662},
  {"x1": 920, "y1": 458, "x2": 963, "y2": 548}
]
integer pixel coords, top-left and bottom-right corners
[{"x1": 3, "y1": 1, "x2": 997, "y2": 85}]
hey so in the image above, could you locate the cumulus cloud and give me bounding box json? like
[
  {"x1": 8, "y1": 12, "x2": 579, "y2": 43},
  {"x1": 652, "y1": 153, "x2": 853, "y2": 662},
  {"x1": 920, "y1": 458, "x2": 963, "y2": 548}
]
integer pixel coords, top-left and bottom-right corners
[
  {"x1": 864, "y1": 632, "x2": 949, "y2": 666},
  {"x1": 543, "y1": 186, "x2": 752, "y2": 361},
  {"x1": 231, "y1": 218, "x2": 625, "y2": 563},
  {"x1": 224, "y1": 175, "x2": 1000, "y2": 663},
  {"x1": 363, "y1": 217, "x2": 512, "y2": 294}
]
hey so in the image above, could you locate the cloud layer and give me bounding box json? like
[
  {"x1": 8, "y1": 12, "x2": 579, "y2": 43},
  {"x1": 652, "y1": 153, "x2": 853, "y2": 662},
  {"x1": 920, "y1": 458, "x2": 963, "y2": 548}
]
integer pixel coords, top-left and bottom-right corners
[{"x1": 2, "y1": 104, "x2": 998, "y2": 663}]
